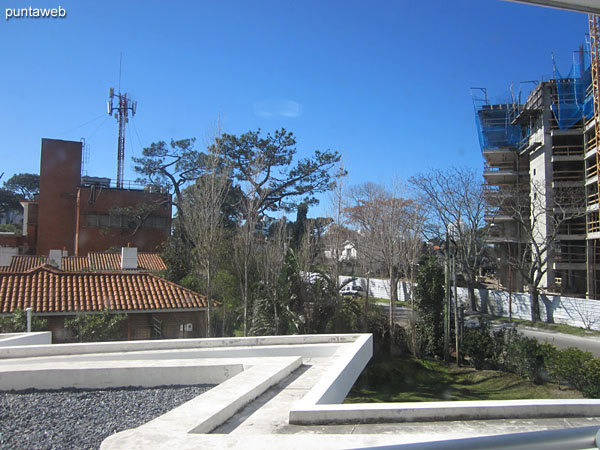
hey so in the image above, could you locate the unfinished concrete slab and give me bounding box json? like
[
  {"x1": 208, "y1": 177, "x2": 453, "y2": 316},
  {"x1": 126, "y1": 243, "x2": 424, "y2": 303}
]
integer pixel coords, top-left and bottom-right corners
[{"x1": 1, "y1": 333, "x2": 600, "y2": 449}]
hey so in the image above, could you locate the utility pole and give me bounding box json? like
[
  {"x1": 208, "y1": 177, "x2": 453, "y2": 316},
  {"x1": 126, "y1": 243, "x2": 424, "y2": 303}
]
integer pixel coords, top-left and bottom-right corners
[
  {"x1": 509, "y1": 263, "x2": 513, "y2": 322},
  {"x1": 444, "y1": 231, "x2": 451, "y2": 362},
  {"x1": 453, "y1": 253, "x2": 460, "y2": 366},
  {"x1": 107, "y1": 88, "x2": 137, "y2": 189}
]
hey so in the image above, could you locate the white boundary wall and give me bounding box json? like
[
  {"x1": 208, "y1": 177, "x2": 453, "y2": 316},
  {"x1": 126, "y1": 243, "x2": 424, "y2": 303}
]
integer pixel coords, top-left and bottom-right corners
[
  {"x1": 338, "y1": 274, "x2": 600, "y2": 330},
  {"x1": 338, "y1": 275, "x2": 413, "y2": 302},
  {"x1": 455, "y1": 287, "x2": 600, "y2": 331}
]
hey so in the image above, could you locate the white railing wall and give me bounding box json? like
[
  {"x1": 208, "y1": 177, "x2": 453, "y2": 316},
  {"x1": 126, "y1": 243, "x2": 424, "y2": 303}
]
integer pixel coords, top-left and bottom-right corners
[
  {"x1": 455, "y1": 287, "x2": 600, "y2": 331},
  {"x1": 338, "y1": 275, "x2": 413, "y2": 302},
  {"x1": 337, "y1": 274, "x2": 600, "y2": 331}
]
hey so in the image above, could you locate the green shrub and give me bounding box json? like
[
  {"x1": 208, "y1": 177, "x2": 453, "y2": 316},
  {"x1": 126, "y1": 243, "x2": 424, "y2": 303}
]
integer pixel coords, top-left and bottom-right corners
[
  {"x1": 414, "y1": 256, "x2": 444, "y2": 358},
  {"x1": 64, "y1": 309, "x2": 127, "y2": 342},
  {"x1": 538, "y1": 343, "x2": 559, "y2": 385},
  {"x1": 460, "y1": 320, "x2": 600, "y2": 397},
  {"x1": 462, "y1": 319, "x2": 495, "y2": 369},
  {"x1": 0, "y1": 309, "x2": 48, "y2": 333},
  {"x1": 547, "y1": 347, "x2": 594, "y2": 391},
  {"x1": 503, "y1": 332, "x2": 546, "y2": 384},
  {"x1": 582, "y1": 358, "x2": 600, "y2": 398}
]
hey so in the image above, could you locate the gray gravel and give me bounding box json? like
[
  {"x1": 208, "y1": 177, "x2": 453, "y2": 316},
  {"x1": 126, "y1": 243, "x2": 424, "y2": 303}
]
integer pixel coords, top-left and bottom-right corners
[{"x1": 0, "y1": 384, "x2": 214, "y2": 450}]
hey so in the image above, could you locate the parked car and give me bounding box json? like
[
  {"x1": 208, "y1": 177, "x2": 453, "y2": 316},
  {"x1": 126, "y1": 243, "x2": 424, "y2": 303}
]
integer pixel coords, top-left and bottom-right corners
[{"x1": 339, "y1": 285, "x2": 365, "y2": 297}]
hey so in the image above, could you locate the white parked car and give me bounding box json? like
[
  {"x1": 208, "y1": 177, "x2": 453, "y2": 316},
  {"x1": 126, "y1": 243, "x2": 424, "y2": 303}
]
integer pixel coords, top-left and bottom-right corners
[{"x1": 339, "y1": 285, "x2": 365, "y2": 297}]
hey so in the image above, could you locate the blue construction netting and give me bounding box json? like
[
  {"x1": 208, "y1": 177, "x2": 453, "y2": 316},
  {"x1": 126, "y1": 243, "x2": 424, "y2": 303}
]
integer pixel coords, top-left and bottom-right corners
[
  {"x1": 474, "y1": 39, "x2": 595, "y2": 149},
  {"x1": 552, "y1": 40, "x2": 593, "y2": 129},
  {"x1": 473, "y1": 95, "x2": 523, "y2": 150}
]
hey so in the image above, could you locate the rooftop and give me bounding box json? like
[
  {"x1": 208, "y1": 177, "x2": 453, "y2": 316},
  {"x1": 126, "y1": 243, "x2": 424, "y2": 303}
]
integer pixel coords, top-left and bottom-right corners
[
  {"x1": 0, "y1": 264, "x2": 208, "y2": 314},
  {"x1": 0, "y1": 252, "x2": 167, "y2": 273},
  {"x1": 2, "y1": 334, "x2": 600, "y2": 449}
]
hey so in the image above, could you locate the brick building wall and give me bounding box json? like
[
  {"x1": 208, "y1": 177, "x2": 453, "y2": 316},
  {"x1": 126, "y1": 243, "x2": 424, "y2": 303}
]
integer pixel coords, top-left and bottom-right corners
[
  {"x1": 75, "y1": 187, "x2": 170, "y2": 255},
  {"x1": 45, "y1": 310, "x2": 207, "y2": 343},
  {"x1": 37, "y1": 139, "x2": 82, "y2": 255},
  {"x1": 30, "y1": 138, "x2": 171, "y2": 256}
]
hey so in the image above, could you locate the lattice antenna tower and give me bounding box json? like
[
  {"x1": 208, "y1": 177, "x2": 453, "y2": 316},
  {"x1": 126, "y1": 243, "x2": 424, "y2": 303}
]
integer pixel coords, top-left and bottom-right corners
[
  {"x1": 107, "y1": 87, "x2": 137, "y2": 189},
  {"x1": 80, "y1": 137, "x2": 89, "y2": 176}
]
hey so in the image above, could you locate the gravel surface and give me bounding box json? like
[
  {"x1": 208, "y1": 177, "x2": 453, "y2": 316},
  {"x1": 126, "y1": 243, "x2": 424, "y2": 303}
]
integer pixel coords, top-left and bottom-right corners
[{"x1": 0, "y1": 384, "x2": 214, "y2": 450}]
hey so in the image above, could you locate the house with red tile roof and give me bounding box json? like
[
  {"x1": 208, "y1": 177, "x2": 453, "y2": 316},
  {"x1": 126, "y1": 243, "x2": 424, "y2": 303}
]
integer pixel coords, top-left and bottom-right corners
[
  {"x1": 0, "y1": 264, "x2": 212, "y2": 342},
  {"x1": 1, "y1": 250, "x2": 167, "y2": 273}
]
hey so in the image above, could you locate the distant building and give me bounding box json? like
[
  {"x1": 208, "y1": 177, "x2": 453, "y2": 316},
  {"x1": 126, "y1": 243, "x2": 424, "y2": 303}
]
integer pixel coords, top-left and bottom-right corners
[
  {"x1": 324, "y1": 240, "x2": 358, "y2": 261},
  {"x1": 0, "y1": 263, "x2": 210, "y2": 342},
  {"x1": 1, "y1": 138, "x2": 171, "y2": 257},
  {"x1": 475, "y1": 42, "x2": 596, "y2": 298}
]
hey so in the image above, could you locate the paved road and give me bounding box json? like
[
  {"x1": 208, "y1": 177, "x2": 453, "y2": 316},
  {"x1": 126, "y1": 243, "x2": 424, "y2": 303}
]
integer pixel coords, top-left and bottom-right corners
[
  {"x1": 513, "y1": 326, "x2": 600, "y2": 357},
  {"x1": 378, "y1": 303, "x2": 600, "y2": 356},
  {"x1": 464, "y1": 317, "x2": 600, "y2": 357},
  {"x1": 376, "y1": 302, "x2": 414, "y2": 326}
]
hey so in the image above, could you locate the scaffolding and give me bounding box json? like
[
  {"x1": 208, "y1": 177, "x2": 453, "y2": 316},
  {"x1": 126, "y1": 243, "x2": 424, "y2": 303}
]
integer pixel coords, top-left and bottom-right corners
[{"x1": 473, "y1": 39, "x2": 598, "y2": 297}]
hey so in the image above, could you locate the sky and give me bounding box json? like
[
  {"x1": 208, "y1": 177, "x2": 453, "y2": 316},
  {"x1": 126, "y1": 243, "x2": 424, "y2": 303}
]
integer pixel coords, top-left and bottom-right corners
[{"x1": 0, "y1": 0, "x2": 590, "y2": 216}]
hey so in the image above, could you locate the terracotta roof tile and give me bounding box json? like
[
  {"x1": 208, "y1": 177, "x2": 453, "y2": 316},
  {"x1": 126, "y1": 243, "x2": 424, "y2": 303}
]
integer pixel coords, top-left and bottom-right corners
[
  {"x1": 5, "y1": 253, "x2": 166, "y2": 273},
  {"x1": 0, "y1": 265, "x2": 210, "y2": 314},
  {"x1": 6, "y1": 255, "x2": 48, "y2": 272},
  {"x1": 61, "y1": 256, "x2": 89, "y2": 272},
  {"x1": 87, "y1": 252, "x2": 166, "y2": 272}
]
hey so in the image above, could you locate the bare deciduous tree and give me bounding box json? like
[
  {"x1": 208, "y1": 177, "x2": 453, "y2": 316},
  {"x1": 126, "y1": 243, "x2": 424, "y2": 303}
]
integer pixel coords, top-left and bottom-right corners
[
  {"x1": 323, "y1": 165, "x2": 350, "y2": 332},
  {"x1": 500, "y1": 182, "x2": 586, "y2": 322},
  {"x1": 253, "y1": 219, "x2": 289, "y2": 335},
  {"x1": 180, "y1": 133, "x2": 231, "y2": 337},
  {"x1": 409, "y1": 167, "x2": 487, "y2": 312},
  {"x1": 346, "y1": 181, "x2": 412, "y2": 332},
  {"x1": 397, "y1": 200, "x2": 425, "y2": 306}
]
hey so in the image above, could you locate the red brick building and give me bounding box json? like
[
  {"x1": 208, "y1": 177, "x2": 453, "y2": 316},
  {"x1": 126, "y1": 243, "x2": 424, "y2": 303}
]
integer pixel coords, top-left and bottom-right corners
[{"x1": 15, "y1": 138, "x2": 171, "y2": 256}]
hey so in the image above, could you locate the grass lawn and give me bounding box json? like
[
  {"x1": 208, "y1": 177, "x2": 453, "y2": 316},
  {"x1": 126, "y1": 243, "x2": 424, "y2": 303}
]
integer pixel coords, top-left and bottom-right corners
[
  {"x1": 344, "y1": 357, "x2": 582, "y2": 403},
  {"x1": 369, "y1": 297, "x2": 411, "y2": 308}
]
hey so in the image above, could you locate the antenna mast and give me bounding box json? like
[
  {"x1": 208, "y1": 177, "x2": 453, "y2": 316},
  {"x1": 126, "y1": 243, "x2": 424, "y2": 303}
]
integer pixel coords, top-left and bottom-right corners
[{"x1": 107, "y1": 87, "x2": 137, "y2": 189}]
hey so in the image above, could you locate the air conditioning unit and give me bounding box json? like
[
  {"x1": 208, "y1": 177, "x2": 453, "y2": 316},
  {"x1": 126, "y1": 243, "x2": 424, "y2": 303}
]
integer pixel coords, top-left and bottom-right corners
[
  {"x1": 81, "y1": 176, "x2": 110, "y2": 188},
  {"x1": 185, "y1": 323, "x2": 193, "y2": 332}
]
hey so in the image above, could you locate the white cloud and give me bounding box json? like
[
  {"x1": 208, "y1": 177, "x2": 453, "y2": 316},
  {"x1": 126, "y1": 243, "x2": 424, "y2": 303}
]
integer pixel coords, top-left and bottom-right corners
[{"x1": 254, "y1": 99, "x2": 302, "y2": 118}]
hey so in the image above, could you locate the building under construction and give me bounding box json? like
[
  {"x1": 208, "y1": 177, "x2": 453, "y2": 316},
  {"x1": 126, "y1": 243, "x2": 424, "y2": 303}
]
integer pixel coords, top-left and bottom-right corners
[{"x1": 475, "y1": 29, "x2": 600, "y2": 299}]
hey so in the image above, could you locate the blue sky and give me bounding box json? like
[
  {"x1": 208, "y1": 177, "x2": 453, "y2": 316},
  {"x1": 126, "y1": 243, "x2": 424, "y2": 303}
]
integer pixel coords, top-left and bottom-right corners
[{"x1": 0, "y1": 0, "x2": 589, "y2": 216}]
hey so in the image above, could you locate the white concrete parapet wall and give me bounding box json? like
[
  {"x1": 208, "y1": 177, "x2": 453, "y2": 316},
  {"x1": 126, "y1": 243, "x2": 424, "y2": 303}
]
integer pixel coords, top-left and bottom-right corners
[
  {"x1": 0, "y1": 333, "x2": 355, "y2": 360},
  {"x1": 0, "y1": 359, "x2": 244, "y2": 391},
  {"x1": 289, "y1": 399, "x2": 600, "y2": 425},
  {"x1": 0, "y1": 331, "x2": 52, "y2": 347},
  {"x1": 4, "y1": 332, "x2": 600, "y2": 450}
]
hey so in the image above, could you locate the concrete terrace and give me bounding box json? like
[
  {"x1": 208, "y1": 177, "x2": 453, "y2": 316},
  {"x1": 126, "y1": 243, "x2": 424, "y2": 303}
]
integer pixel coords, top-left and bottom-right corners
[{"x1": 2, "y1": 334, "x2": 600, "y2": 449}]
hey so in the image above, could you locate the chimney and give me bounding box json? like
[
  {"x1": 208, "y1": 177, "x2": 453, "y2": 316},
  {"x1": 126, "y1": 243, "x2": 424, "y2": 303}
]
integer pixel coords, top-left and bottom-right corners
[
  {"x1": 121, "y1": 247, "x2": 138, "y2": 270},
  {"x1": 0, "y1": 247, "x2": 17, "y2": 267},
  {"x1": 48, "y1": 249, "x2": 62, "y2": 269}
]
